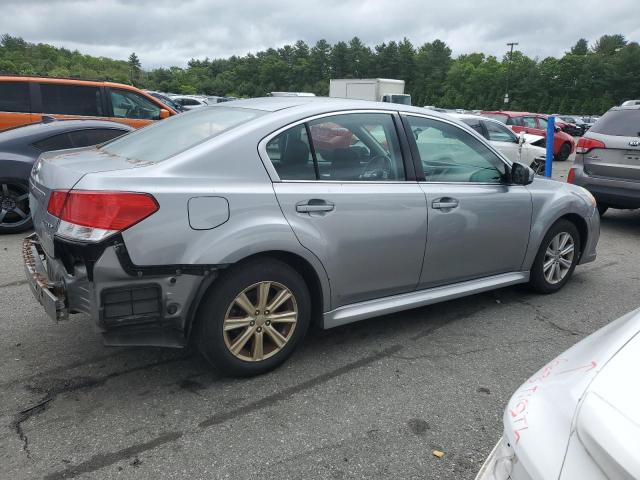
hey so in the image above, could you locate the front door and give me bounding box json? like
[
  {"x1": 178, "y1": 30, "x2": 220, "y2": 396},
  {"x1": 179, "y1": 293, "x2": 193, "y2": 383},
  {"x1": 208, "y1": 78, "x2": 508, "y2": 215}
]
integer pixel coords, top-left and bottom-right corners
[
  {"x1": 264, "y1": 112, "x2": 428, "y2": 309},
  {"x1": 403, "y1": 114, "x2": 532, "y2": 288}
]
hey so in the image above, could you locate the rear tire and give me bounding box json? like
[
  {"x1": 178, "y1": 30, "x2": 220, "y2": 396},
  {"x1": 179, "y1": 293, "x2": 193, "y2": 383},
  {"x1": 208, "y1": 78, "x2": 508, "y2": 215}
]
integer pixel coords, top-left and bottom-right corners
[
  {"x1": 195, "y1": 259, "x2": 311, "y2": 377},
  {"x1": 555, "y1": 142, "x2": 571, "y2": 162},
  {"x1": 529, "y1": 220, "x2": 581, "y2": 294},
  {"x1": 0, "y1": 181, "x2": 32, "y2": 234}
]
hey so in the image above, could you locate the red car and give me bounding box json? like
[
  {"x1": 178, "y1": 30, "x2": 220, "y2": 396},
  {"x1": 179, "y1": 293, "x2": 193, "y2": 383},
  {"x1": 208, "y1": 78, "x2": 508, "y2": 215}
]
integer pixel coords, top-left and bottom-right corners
[{"x1": 481, "y1": 111, "x2": 576, "y2": 161}]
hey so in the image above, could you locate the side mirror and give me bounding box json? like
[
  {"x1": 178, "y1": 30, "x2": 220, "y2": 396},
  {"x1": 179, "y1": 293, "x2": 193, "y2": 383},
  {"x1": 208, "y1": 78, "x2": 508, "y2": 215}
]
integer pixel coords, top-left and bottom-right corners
[
  {"x1": 554, "y1": 126, "x2": 561, "y2": 133},
  {"x1": 159, "y1": 109, "x2": 170, "y2": 119},
  {"x1": 518, "y1": 132, "x2": 526, "y2": 145},
  {"x1": 511, "y1": 162, "x2": 535, "y2": 185}
]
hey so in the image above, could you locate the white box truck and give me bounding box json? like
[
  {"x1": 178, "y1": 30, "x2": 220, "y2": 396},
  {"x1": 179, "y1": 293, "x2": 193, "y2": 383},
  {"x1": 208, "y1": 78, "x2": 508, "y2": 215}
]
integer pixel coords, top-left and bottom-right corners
[{"x1": 329, "y1": 78, "x2": 411, "y2": 105}]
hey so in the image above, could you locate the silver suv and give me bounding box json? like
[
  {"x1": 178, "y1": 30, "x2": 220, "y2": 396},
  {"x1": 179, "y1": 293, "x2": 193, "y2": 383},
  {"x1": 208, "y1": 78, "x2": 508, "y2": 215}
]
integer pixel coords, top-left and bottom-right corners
[
  {"x1": 24, "y1": 98, "x2": 600, "y2": 376},
  {"x1": 570, "y1": 105, "x2": 640, "y2": 215}
]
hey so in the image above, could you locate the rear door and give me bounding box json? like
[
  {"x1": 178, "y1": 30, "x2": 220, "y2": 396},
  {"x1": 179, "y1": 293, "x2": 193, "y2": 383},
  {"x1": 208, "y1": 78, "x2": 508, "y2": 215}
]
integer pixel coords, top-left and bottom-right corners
[
  {"x1": 0, "y1": 81, "x2": 33, "y2": 131},
  {"x1": 402, "y1": 114, "x2": 532, "y2": 288},
  {"x1": 263, "y1": 111, "x2": 428, "y2": 309},
  {"x1": 584, "y1": 109, "x2": 640, "y2": 182}
]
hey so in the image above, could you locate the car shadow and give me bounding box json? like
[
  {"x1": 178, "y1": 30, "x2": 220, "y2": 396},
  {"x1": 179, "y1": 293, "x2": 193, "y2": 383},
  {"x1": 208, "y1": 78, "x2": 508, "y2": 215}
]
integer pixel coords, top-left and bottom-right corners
[{"x1": 600, "y1": 209, "x2": 640, "y2": 235}]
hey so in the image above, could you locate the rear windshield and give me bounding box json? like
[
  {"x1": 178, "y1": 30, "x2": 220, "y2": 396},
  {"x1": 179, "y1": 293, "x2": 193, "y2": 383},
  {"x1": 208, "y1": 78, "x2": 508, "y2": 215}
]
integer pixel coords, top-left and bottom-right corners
[
  {"x1": 481, "y1": 113, "x2": 508, "y2": 123},
  {"x1": 100, "y1": 106, "x2": 264, "y2": 162},
  {"x1": 589, "y1": 109, "x2": 640, "y2": 137}
]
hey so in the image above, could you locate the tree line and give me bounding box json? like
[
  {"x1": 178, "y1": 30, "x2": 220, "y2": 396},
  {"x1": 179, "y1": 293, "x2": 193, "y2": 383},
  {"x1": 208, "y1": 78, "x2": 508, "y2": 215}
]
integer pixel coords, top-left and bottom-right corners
[{"x1": 1, "y1": 33, "x2": 638, "y2": 114}]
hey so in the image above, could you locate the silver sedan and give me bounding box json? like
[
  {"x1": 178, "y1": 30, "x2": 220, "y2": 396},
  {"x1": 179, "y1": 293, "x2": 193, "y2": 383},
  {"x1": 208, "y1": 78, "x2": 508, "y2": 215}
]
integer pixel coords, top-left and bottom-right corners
[{"x1": 24, "y1": 97, "x2": 600, "y2": 376}]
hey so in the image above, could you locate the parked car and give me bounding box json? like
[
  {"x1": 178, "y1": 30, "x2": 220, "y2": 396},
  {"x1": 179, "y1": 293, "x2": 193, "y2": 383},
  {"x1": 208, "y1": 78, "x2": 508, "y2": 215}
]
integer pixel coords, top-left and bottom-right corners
[
  {"x1": 481, "y1": 111, "x2": 576, "y2": 161},
  {"x1": 554, "y1": 117, "x2": 583, "y2": 137},
  {"x1": 144, "y1": 90, "x2": 185, "y2": 113},
  {"x1": 170, "y1": 95, "x2": 211, "y2": 111},
  {"x1": 568, "y1": 104, "x2": 640, "y2": 215},
  {"x1": 581, "y1": 116, "x2": 599, "y2": 130},
  {"x1": 557, "y1": 115, "x2": 589, "y2": 136},
  {"x1": 0, "y1": 119, "x2": 132, "y2": 233},
  {"x1": 24, "y1": 98, "x2": 599, "y2": 376},
  {"x1": 453, "y1": 114, "x2": 546, "y2": 166},
  {"x1": 475, "y1": 307, "x2": 640, "y2": 480},
  {"x1": 0, "y1": 76, "x2": 176, "y2": 132}
]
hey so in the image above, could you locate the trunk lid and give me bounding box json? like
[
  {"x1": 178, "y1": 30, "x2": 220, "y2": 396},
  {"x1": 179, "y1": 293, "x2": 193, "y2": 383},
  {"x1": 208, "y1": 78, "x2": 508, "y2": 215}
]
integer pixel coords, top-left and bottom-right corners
[
  {"x1": 30, "y1": 146, "x2": 148, "y2": 257},
  {"x1": 583, "y1": 131, "x2": 640, "y2": 182}
]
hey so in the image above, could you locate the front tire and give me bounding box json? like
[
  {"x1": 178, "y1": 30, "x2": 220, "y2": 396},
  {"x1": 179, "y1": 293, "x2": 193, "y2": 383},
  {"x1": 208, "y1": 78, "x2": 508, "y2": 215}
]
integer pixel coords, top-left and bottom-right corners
[
  {"x1": 195, "y1": 259, "x2": 311, "y2": 376},
  {"x1": 529, "y1": 220, "x2": 581, "y2": 294},
  {"x1": 555, "y1": 142, "x2": 571, "y2": 162}
]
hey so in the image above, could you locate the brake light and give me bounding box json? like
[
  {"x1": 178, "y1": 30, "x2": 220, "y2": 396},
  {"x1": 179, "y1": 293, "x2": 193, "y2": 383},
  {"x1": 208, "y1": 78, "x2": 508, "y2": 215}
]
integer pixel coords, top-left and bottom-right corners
[
  {"x1": 576, "y1": 137, "x2": 605, "y2": 154},
  {"x1": 47, "y1": 190, "x2": 159, "y2": 241},
  {"x1": 567, "y1": 168, "x2": 576, "y2": 184}
]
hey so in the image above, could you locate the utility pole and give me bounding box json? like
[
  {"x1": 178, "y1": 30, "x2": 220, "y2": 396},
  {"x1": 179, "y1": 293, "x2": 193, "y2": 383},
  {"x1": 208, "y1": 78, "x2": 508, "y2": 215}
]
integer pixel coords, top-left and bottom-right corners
[{"x1": 504, "y1": 42, "x2": 518, "y2": 105}]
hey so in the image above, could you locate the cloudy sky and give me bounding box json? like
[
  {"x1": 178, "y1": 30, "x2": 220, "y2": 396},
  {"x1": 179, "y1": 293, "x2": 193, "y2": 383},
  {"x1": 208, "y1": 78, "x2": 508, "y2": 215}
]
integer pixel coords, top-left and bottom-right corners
[{"x1": 2, "y1": 0, "x2": 638, "y2": 68}]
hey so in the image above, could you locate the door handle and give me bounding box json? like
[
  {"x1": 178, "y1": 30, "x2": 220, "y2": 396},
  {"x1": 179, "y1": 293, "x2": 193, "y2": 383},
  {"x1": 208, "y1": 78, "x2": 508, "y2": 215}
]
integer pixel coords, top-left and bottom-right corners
[
  {"x1": 296, "y1": 200, "x2": 335, "y2": 213},
  {"x1": 432, "y1": 198, "x2": 459, "y2": 210}
]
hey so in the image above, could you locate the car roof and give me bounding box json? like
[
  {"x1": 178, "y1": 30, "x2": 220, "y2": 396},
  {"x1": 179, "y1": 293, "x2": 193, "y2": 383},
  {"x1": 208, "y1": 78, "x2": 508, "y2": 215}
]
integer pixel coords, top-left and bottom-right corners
[
  {"x1": 0, "y1": 119, "x2": 133, "y2": 144},
  {"x1": 215, "y1": 96, "x2": 453, "y2": 118}
]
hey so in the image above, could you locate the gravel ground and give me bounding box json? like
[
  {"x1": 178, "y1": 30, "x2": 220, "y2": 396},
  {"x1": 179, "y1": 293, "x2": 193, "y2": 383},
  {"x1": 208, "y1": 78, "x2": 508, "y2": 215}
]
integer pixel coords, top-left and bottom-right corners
[{"x1": 1, "y1": 158, "x2": 638, "y2": 479}]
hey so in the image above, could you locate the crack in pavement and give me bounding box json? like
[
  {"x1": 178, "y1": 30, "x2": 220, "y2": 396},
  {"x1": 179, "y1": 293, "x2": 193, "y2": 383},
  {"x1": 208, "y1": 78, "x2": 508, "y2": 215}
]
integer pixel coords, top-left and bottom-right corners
[
  {"x1": 9, "y1": 355, "x2": 190, "y2": 462},
  {"x1": 516, "y1": 299, "x2": 585, "y2": 336},
  {"x1": 43, "y1": 345, "x2": 404, "y2": 480},
  {"x1": 0, "y1": 278, "x2": 29, "y2": 289}
]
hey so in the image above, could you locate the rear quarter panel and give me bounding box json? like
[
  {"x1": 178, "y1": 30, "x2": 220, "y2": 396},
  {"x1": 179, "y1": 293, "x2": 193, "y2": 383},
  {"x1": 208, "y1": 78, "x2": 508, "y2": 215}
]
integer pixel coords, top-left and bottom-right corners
[{"x1": 72, "y1": 120, "x2": 332, "y2": 310}]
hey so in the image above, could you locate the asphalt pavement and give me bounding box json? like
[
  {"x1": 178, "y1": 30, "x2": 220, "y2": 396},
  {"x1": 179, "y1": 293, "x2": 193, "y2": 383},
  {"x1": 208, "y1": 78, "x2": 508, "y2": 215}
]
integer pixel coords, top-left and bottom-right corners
[{"x1": 1, "y1": 159, "x2": 639, "y2": 479}]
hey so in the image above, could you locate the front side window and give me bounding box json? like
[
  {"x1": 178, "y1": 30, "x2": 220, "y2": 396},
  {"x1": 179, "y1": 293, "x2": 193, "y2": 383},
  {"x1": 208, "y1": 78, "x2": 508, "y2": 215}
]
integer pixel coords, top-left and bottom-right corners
[
  {"x1": 484, "y1": 121, "x2": 517, "y2": 143},
  {"x1": 0, "y1": 82, "x2": 30, "y2": 113},
  {"x1": 523, "y1": 117, "x2": 537, "y2": 128},
  {"x1": 538, "y1": 117, "x2": 548, "y2": 129},
  {"x1": 406, "y1": 115, "x2": 506, "y2": 183},
  {"x1": 110, "y1": 89, "x2": 160, "y2": 120},
  {"x1": 266, "y1": 113, "x2": 405, "y2": 182},
  {"x1": 459, "y1": 118, "x2": 484, "y2": 136},
  {"x1": 40, "y1": 83, "x2": 103, "y2": 116},
  {"x1": 101, "y1": 106, "x2": 263, "y2": 163}
]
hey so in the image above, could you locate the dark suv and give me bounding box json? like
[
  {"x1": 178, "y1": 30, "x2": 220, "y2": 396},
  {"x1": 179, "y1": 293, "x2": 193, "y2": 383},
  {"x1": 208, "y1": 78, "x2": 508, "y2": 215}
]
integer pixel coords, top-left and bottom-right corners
[{"x1": 569, "y1": 105, "x2": 640, "y2": 215}]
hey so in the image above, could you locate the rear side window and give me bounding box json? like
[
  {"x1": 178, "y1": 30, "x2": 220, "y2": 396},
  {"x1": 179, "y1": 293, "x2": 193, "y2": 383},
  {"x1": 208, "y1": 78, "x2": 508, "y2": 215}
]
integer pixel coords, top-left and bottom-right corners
[
  {"x1": 67, "y1": 128, "x2": 128, "y2": 147},
  {"x1": 40, "y1": 84, "x2": 104, "y2": 116},
  {"x1": 0, "y1": 82, "x2": 31, "y2": 113},
  {"x1": 110, "y1": 89, "x2": 160, "y2": 120},
  {"x1": 266, "y1": 113, "x2": 405, "y2": 182},
  {"x1": 590, "y1": 109, "x2": 640, "y2": 137},
  {"x1": 32, "y1": 128, "x2": 127, "y2": 151},
  {"x1": 100, "y1": 106, "x2": 263, "y2": 163}
]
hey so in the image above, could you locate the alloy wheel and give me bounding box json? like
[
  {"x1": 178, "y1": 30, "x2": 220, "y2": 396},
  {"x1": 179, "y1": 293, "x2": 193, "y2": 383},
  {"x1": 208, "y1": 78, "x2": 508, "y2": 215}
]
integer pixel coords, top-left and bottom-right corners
[
  {"x1": 223, "y1": 281, "x2": 298, "y2": 362},
  {"x1": 0, "y1": 183, "x2": 30, "y2": 229},
  {"x1": 543, "y1": 232, "x2": 575, "y2": 284}
]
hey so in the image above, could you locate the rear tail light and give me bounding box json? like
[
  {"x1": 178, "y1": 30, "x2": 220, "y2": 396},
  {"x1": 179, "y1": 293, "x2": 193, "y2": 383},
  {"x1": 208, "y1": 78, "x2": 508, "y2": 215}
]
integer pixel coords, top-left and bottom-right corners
[
  {"x1": 576, "y1": 137, "x2": 605, "y2": 154},
  {"x1": 567, "y1": 168, "x2": 576, "y2": 184},
  {"x1": 47, "y1": 190, "x2": 159, "y2": 242}
]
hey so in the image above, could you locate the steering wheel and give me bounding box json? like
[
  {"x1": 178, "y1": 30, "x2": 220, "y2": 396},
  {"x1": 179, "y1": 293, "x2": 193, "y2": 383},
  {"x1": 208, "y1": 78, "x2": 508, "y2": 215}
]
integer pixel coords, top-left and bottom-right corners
[{"x1": 361, "y1": 155, "x2": 395, "y2": 180}]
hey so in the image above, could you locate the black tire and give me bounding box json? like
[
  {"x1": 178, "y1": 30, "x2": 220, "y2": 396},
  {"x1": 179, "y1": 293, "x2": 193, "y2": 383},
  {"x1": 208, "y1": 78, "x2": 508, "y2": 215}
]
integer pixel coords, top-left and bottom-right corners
[
  {"x1": 0, "y1": 181, "x2": 32, "y2": 234},
  {"x1": 529, "y1": 219, "x2": 581, "y2": 294},
  {"x1": 597, "y1": 204, "x2": 608, "y2": 216},
  {"x1": 195, "y1": 258, "x2": 311, "y2": 377},
  {"x1": 555, "y1": 142, "x2": 571, "y2": 162}
]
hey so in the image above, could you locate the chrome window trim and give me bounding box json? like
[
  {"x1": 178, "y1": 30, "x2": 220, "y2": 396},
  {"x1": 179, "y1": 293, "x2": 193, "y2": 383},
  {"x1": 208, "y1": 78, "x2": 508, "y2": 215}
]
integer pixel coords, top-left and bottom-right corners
[
  {"x1": 257, "y1": 109, "x2": 411, "y2": 184},
  {"x1": 400, "y1": 112, "x2": 514, "y2": 186}
]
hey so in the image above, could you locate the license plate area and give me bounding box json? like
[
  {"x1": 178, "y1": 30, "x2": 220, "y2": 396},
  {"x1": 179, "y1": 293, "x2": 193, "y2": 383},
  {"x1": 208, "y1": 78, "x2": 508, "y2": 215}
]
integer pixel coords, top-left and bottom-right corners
[{"x1": 22, "y1": 234, "x2": 68, "y2": 322}]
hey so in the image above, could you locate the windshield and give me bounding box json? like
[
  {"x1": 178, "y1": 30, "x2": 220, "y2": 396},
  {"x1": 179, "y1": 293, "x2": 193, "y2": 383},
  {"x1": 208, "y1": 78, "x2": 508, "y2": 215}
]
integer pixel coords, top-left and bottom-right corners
[
  {"x1": 391, "y1": 95, "x2": 411, "y2": 105},
  {"x1": 589, "y1": 109, "x2": 640, "y2": 137},
  {"x1": 100, "y1": 107, "x2": 264, "y2": 163}
]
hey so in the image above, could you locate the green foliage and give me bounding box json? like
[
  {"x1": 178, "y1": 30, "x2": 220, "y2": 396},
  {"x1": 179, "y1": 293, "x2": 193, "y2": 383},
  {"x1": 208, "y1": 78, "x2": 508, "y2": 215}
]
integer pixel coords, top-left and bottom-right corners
[{"x1": 1, "y1": 33, "x2": 639, "y2": 114}]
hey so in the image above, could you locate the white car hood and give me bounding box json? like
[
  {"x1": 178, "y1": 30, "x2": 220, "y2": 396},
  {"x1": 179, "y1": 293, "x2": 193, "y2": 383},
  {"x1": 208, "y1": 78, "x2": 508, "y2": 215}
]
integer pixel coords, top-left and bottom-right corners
[{"x1": 503, "y1": 308, "x2": 640, "y2": 479}]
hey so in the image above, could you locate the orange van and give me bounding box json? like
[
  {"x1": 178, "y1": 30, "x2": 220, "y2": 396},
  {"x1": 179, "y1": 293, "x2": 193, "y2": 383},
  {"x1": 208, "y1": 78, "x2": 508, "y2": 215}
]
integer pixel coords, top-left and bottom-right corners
[{"x1": 0, "y1": 76, "x2": 177, "y2": 132}]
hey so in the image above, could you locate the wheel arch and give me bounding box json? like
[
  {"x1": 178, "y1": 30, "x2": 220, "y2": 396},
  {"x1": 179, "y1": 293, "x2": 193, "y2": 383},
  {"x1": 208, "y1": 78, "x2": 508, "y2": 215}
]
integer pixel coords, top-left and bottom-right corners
[
  {"x1": 185, "y1": 249, "x2": 329, "y2": 341},
  {"x1": 557, "y1": 213, "x2": 588, "y2": 261}
]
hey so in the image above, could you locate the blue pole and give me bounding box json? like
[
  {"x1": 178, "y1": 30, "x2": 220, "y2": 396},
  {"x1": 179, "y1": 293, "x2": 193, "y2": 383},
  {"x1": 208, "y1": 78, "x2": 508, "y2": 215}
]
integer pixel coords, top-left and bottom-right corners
[{"x1": 545, "y1": 116, "x2": 555, "y2": 177}]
